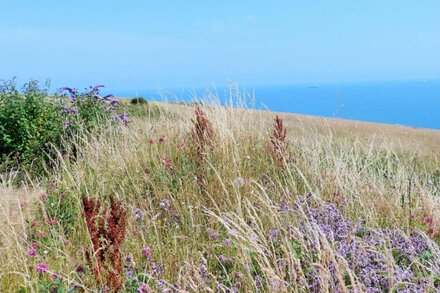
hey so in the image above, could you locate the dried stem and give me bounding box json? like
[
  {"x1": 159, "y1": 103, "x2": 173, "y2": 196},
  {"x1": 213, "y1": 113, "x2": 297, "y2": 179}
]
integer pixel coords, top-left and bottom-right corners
[
  {"x1": 191, "y1": 104, "x2": 214, "y2": 154},
  {"x1": 82, "y1": 195, "x2": 126, "y2": 292},
  {"x1": 268, "y1": 115, "x2": 288, "y2": 166},
  {"x1": 190, "y1": 104, "x2": 215, "y2": 183}
]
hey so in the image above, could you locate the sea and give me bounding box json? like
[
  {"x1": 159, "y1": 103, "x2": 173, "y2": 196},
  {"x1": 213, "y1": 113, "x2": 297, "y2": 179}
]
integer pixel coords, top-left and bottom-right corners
[{"x1": 112, "y1": 79, "x2": 440, "y2": 130}]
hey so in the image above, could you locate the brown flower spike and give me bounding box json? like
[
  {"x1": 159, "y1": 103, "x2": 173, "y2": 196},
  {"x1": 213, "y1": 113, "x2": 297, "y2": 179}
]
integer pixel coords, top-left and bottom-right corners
[
  {"x1": 191, "y1": 104, "x2": 215, "y2": 154},
  {"x1": 190, "y1": 104, "x2": 215, "y2": 183},
  {"x1": 82, "y1": 195, "x2": 126, "y2": 292},
  {"x1": 268, "y1": 115, "x2": 288, "y2": 166}
]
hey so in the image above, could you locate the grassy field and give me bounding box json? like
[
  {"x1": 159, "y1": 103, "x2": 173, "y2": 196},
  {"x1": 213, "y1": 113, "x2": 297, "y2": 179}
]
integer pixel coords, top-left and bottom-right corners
[{"x1": 1, "y1": 97, "x2": 440, "y2": 292}]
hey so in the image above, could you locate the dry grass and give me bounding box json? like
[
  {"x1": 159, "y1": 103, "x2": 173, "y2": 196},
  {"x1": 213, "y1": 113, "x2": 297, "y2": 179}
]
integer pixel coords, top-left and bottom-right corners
[
  {"x1": 1, "y1": 96, "x2": 440, "y2": 291},
  {"x1": 160, "y1": 101, "x2": 440, "y2": 159},
  {"x1": 0, "y1": 173, "x2": 41, "y2": 248}
]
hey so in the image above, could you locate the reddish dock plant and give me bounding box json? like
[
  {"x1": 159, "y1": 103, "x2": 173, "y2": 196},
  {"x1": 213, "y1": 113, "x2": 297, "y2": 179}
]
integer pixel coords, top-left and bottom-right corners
[
  {"x1": 82, "y1": 195, "x2": 127, "y2": 292},
  {"x1": 268, "y1": 115, "x2": 289, "y2": 166},
  {"x1": 191, "y1": 104, "x2": 214, "y2": 154},
  {"x1": 190, "y1": 104, "x2": 215, "y2": 183}
]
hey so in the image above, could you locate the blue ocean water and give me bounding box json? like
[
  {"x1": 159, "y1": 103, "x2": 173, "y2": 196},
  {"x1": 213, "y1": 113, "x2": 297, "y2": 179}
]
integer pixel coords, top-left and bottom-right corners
[{"x1": 113, "y1": 80, "x2": 440, "y2": 130}]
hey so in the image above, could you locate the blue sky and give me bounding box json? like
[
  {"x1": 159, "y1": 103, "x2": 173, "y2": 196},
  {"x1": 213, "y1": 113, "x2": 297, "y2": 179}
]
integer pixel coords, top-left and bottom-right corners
[{"x1": 1, "y1": 1, "x2": 439, "y2": 90}]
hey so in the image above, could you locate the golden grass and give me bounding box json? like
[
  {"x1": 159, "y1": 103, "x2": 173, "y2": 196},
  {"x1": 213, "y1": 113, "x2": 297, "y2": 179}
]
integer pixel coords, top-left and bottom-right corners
[{"x1": 1, "y1": 97, "x2": 440, "y2": 291}]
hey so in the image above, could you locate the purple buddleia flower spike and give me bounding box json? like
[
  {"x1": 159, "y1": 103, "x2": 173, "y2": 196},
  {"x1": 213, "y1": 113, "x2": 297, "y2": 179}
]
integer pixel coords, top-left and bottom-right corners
[
  {"x1": 58, "y1": 87, "x2": 78, "y2": 95},
  {"x1": 92, "y1": 84, "x2": 105, "y2": 91},
  {"x1": 115, "y1": 113, "x2": 129, "y2": 126},
  {"x1": 108, "y1": 98, "x2": 120, "y2": 105},
  {"x1": 61, "y1": 105, "x2": 70, "y2": 115}
]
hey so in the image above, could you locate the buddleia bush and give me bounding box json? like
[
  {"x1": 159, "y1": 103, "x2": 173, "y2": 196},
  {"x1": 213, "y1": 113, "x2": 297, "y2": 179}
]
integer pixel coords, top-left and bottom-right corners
[
  {"x1": 0, "y1": 79, "x2": 128, "y2": 174},
  {"x1": 0, "y1": 79, "x2": 64, "y2": 169}
]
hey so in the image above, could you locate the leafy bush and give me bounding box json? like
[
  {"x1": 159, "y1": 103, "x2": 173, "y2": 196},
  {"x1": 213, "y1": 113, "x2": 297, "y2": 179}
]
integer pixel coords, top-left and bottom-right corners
[
  {"x1": 0, "y1": 80, "x2": 128, "y2": 172},
  {"x1": 130, "y1": 96, "x2": 147, "y2": 105},
  {"x1": 58, "y1": 84, "x2": 128, "y2": 132},
  {"x1": 0, "y1": 80, "x2": 64, "y2": 167}
]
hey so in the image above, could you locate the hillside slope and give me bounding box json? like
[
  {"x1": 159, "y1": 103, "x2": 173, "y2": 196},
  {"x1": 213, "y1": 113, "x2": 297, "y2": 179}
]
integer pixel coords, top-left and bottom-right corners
[{"x1": 1, "y1": 101, "x2": 440, "y2": 292}]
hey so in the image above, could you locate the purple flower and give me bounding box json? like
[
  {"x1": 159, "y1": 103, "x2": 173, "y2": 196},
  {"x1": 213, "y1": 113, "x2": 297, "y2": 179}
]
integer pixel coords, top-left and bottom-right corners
[
  {"x1": 36, "y1": 263, "x2": 48, "y2": 273},
  {"x1": 141, "y1": 246, "x2": 152, "y2": 258},
  {"x1": 115, "y1": 113, "x2": 129, "y2": 126},
  {"x1": 50, "y1": 271, "x2": 62, "y2": 281},
  {"x1": 197, "y1": 262, "x2": 211, "y2": 285},
  {"x1": 59, "y1": 87, "x2": 78, "y2": 95},
  {"x1": 61, "y1": 105, "x2": 70, "y2": 115},
  {"x1": 159, "y1": 199, "x2": 170, "y2": 210},
  {"x1": 126, "y1": 269, "x2": 134, "y2": 278},
  {"x1": 222, "y1": 238, "x2": 233, "y2": 247},
  {"x1": 218, "y1": 255, "x2": 234, "y2": 264},
  {"x1": 137, "y1": 283, "x2": 151, "y2": 293},
  {"x1": 92, "y1": 84, "x2": 105, "y2": 91},
  {"x1": 108, "y1": 98, "x2": 120, "y2": 105},
  {"x1": 64, "y1": 120, "x2": 72, "y2": 127},
  {"x1": 207, "y1": 228, "x2": 219, "y2": 240},
  {"x1": 75, "y1": 265, "x2": 84, "y2": 276},
  {"x1": 268, "y1": 228, "x2": 280, "y2": 242},
  {"x1": 135, "y1": 208, "x2": 142, "y2": 221},
  {"x1": 27, "y1": 247, "x2": 37, "y2": 257}
]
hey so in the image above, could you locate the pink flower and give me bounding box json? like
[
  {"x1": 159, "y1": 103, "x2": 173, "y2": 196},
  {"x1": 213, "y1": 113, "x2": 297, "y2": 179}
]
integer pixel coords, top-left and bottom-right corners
[
  {"x1": 40, "y1": 193, "x2": 48, "y2": 201},
  {"x1": 36, "y1": 230, "x2": 45, "y2": 238},
  {"x1": 51, "y1": 271, "x2": 62, "y2": 280},
  {"x1": 48, "y1": 219, "x2": 57, "y2": 225},
  {"x1": 137, "y1": 283, "x2": 151, "y2": 293},
  {"x1": 141, "y1": 247, "x2": 151, "y2": 258},
  {"x1": 425, "y1": 217, "x2": 433, "y2": 225},
  {"x1": 158, "y1": 135, "x2": 167, "y2": 143},
  {"x1": 31, "y1": 242, "x2": 39, "y2": 249},
  {"x1": 27, "y1": 248, "x2": 37, "y2": 257},
  {"x1": 36, "y1": 263, "x2": 48, "y2": 273},
  {"x1": 148, "y1": 138, "x2": 156, "y2": 144},
  {"x1": 161, "y1": 157, "x2": 173, "y2": 168}
]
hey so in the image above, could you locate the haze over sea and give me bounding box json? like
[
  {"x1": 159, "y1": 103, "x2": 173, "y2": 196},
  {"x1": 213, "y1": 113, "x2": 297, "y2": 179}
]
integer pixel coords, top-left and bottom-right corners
[{"x1": 112, "y1": 79, "x2": 440, "y2": 130}]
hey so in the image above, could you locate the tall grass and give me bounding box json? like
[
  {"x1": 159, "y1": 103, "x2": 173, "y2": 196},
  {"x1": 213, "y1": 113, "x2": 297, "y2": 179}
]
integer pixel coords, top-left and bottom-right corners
[{"x1": 0, "y1": 88, "x2": 439, "y2": 292}]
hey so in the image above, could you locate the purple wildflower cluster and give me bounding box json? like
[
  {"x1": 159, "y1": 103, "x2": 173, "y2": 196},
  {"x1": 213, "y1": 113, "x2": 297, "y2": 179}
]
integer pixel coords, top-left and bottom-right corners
[
  {"x1": 59, "y1": 84, "x2": 128, "y2": 127},
  {"x1": 158, "y1": 198, "x2": 180, "y2": 228},
  {"x1": 291, "y1": 194, "x2": 440, "y2": 292},
  {"x1": 123, "y1": 248, "x2": 180, "y2": 292}
]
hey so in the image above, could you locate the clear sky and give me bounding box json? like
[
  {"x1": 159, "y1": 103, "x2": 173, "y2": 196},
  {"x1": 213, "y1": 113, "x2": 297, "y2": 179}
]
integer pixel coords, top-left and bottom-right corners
[{"x1": 1, "y1": 1, "x2": 439, "y2": 90}]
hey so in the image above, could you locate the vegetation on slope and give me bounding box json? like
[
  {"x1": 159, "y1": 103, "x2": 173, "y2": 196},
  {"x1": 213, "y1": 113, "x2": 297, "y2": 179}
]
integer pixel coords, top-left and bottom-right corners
[{"x1": 0, "y1": 84, "x2": 440, "y2": 292}]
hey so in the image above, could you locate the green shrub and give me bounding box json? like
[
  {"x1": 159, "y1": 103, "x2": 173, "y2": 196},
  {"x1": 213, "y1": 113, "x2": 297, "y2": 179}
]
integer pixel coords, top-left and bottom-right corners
[
  {"x1": 0, "y1": 80, "x2": 128, "y2": 173},
  {"x1": 0, "y1": 80, "x2": 64, "y2": 167},
  {"x1": 130, "y1": 96, "x2": 147, "y2": 105}
]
